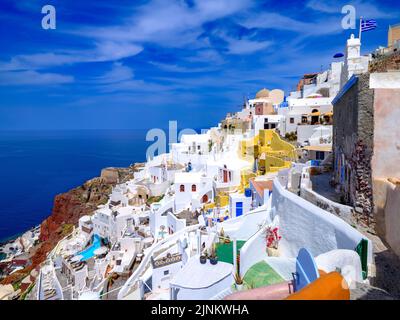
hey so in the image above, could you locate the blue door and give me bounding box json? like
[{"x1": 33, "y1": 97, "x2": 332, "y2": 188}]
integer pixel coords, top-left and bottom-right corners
[{"x1": 236, "y1": 202, "x2": 243, "y2": 217}]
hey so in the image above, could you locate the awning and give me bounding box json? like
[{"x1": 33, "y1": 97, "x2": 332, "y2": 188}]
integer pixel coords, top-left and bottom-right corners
[
  {"x1": 310, "y1": 111, "x2": 321, "y2": 116},
  {"x1": 324, "y1": 112, "x2": 333, "y2": 116},
  {"x1": 306, "y1": 93, "x2": 323, "y2": 98},
  {"x1": 303, "y1": 145, "x2": 332, "y2": 152}
]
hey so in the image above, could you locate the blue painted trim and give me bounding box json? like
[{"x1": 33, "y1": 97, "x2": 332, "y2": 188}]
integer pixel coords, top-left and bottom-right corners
[{"x1": 332, "y1": 75, "x2": 358, "y2": 105}]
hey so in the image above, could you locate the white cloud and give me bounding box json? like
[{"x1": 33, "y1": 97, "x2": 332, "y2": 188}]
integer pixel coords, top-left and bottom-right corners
[
  {"x1": 239, "y1": 12, "x2": 343, "y2": 36},
  {"x1": 70, "y1": 0, "x2": 253, "y2": 48},
  {"x1": 149, "y1": 61, "x2": 219, "y2": 73},
  {"x1": 93, "y1": 62, "x2": 134, "y2": 84},
  {"x1": 226, "y1": 38, "x2": 272, "y2": 55},
  {"x1": 0, "y1": 42, "x2": 143, "y2": 72},
  {"x1": 0, "y1": 70, "x2": 74, "y2": 86},
  {"x1": 306, "y1": 0, "x2": 397, "y2": 19},
  {"x1": 184, "y1": 49, "x2": 226, "y2": 65}
]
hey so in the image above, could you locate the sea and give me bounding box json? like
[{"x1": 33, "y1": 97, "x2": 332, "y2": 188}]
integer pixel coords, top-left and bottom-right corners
[{"x1": 0, "y1": 130, "x2": 155, "y2": 243}]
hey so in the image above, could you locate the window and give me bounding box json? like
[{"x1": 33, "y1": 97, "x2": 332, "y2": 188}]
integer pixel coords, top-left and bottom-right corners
[
  {"x1": 316, "y1": 151, "x2": 325, "y2": 160},
  {"x1": 290, "y1": 117, "x2": 294, "y2": 124},
  {"x1": 192, "y1": 184, "x2": 197, "y2": 192},
  {"x1": 180, "y1": 185, "x2": 185, "y2": 192},
  {"x1": 164, "y1": 270, "x2": 169, "y2": 276}
]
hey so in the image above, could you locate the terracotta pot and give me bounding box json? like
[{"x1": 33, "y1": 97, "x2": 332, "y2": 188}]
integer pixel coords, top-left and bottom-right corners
[{"x1": 267, "y1": 247, "x2": 280, "y2": 257}]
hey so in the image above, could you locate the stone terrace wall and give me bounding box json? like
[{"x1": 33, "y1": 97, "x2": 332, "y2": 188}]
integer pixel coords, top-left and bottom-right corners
[{"x1": 333, "y1": 73, "x2": 375, "y2": 223}]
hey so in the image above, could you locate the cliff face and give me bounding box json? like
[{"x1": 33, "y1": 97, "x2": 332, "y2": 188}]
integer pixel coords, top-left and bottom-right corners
[
  {"x1": 1, "y1": 166, "x2": 138, "y2": 286},
  {"x1": 39, "y1": 179, "x2": 110, "y2": 241},
  {"x1": 38, "y1": 167, "x2": 135, "y2": 259}
]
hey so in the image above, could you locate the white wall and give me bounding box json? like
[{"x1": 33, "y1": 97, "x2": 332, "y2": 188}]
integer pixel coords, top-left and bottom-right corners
[
  {"x1": 297, "y1": 125, "x2": 320, "y2": 144},
  {"x1": 152, "y1": 262, "x2": 183, "y2": 290},
  {"x1": 217, "y1": 203, "x2": 271, "y2": 241},
  {"x1": 174, "y1": 274, "x2": 233, "y2": 300},
  {"x1": 239, "y1": 178, "x2": 373, "y2": 277},
  {"x1": 167, "y1": 212, "x2": 186, "y2": 234},
  {"x1": 271, "y1": 179, "x2": 372, "y2": 263}
]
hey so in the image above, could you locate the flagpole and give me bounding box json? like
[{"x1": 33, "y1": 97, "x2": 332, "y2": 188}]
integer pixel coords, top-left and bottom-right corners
[{"x1": 359, "y1": 16, "x2": 363, "y2": 42}]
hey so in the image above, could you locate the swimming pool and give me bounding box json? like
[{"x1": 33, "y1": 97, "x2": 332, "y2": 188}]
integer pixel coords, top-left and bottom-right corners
[{"x1": 77, "y1": 234, "x2": 102, "y2": 261}]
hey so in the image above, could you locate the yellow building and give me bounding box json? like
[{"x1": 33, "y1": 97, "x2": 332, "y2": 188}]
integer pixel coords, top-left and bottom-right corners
[{"x1": 240, "y1": 129, "x2": 297, "y2": 175}]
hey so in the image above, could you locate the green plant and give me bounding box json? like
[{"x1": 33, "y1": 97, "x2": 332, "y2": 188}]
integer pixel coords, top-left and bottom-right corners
[
  {"x1": 209, "y1": 243, "x2": 217, "y2": 258},
  {"x1": 208, "y1": 140, "x2": 213, "y2": 152},
  {"x1": 247, "y1": 281, "x2": 256, "y2": 289}
]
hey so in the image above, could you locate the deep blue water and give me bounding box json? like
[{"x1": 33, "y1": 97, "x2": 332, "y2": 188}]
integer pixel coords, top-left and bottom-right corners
[{"x1": 0, "y1": 130, "x2": 151, "y2": 242}]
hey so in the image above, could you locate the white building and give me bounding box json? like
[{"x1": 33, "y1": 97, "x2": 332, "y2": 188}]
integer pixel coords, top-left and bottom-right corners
[
  {"x1": 229, "y1": 192, "x2": 252, "y2": 218},
  {"x1": 340, "y1": 34, "x2": 370, "y2": 89},
  {"x1": 174, "y1": 172, "x2": 213, "y2": 212},
  {"x1": 92, "y1": 206, "x2": 135, "y2": 243}
]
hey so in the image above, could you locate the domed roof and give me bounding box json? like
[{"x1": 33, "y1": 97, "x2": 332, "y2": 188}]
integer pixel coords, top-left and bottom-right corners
[{"x1": 255, "y1": 88, "x2": 270, "y2": 99}]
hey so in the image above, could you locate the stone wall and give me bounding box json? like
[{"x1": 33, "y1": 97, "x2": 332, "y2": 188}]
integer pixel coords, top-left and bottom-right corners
[
  {"x1": 369, "y1": 51, "x2": 400, "y2": 73},
  {"x1": 333, "y1": 73, "x2": 375, "y2": 223}
]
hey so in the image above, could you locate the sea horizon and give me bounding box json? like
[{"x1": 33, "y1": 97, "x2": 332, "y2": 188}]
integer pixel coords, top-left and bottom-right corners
[
  {"x1": 0, "y1": 129, "x2": 152, "y2": 241},
  {"x1": 0, "y1": 127, "x2": 209, "y2": 242}
]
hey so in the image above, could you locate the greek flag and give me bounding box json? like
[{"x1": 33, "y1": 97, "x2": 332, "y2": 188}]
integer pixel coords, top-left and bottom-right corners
[{"x1": 361, "y1": 19, "x2": 377, "y2": 32}]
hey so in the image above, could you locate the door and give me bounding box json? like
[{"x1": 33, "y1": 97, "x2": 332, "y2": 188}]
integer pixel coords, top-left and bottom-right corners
[
  {"x1": 236, "y1": 202, "x2": 243, "y2": 217},
  {"x1": 223, "y1": 170, "x2": 228, "y2": 183},
  {"x1": 202, "y1": 194, "x2": 208, "y2": 203}
]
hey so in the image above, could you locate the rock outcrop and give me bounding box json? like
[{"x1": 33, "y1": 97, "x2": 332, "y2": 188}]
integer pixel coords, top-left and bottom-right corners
[{"x1": 1, "y1": 166, "x2": 138, "y2": 288}]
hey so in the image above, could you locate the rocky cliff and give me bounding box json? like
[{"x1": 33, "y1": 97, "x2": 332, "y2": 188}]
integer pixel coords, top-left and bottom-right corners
[{"x1": 1, "y1": 165, "x2": 141, "y2": 288}]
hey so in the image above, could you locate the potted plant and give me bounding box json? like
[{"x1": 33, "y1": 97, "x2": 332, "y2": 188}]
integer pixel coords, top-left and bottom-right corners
[
  {"x1": 219, "y1": 228, "x2": 225, "y2": 244},
  {"x1": 234, "y1": 272, "x2": 244, "y2": 291},
  {"x1": 199, "y1": 252, "x2": 208, "y2": 264},
  {"x1": 209, "y1": 245, "x2": 218, "y2": 265},
  {"x1": 265, "y1": 226, "x2": 281, "y2": 257}
]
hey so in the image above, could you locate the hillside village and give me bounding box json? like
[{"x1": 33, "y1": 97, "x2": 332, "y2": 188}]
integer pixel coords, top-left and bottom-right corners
[{"x1": 1, "y1": 24, "x2": 400, "y2": 301}]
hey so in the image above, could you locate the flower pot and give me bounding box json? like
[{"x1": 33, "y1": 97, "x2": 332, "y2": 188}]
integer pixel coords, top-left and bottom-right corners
[
  {"x1": 199, "y1": 256, "x2": 207, "y2": 264},
  {"x1": 267, "y1": 247, "x2": 280, "y2": 257},
  {"x1": 209, "y1": 257, "x2": 218, "y2": 265},
  {"x1": 235, "y1": 283, "x2": 243, "y2": 291}
]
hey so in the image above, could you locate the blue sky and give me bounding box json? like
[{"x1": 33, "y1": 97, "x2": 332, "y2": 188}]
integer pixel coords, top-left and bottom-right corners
[{"x1": 0, "y1": 0, "x2": 398, "y2": 130}]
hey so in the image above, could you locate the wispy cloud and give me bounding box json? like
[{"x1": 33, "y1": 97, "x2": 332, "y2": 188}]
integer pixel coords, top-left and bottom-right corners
[
  {"x1": 239, "y1": 12, "x2": 343, "y2": 37},
  {"x1": 0, "y1": 42, "x2": 143, "y2": 72},
  {"x1": 93, "y1": 62, "x2": 134, "y2": 84},
  {"x1": 225, "y1": 37, "x2": 272, "y2": 55},
  {"x1": 0, "y1": 70, "x2": 74, "y2": 86},
  {"x1": 306, "y1": 0, "x2": 397, "y2": 19},
  {"x1": 149, "y1": 61, "x2": 219, "y2": 73},
  {"x1": 70, "y1": 0, "x2": 253, "y2": 48}
]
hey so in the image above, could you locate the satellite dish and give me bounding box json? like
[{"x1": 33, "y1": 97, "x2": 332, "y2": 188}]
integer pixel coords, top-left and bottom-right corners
[{"x1": 333, "y1": 53, "x2": 344, "y2": 58}]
